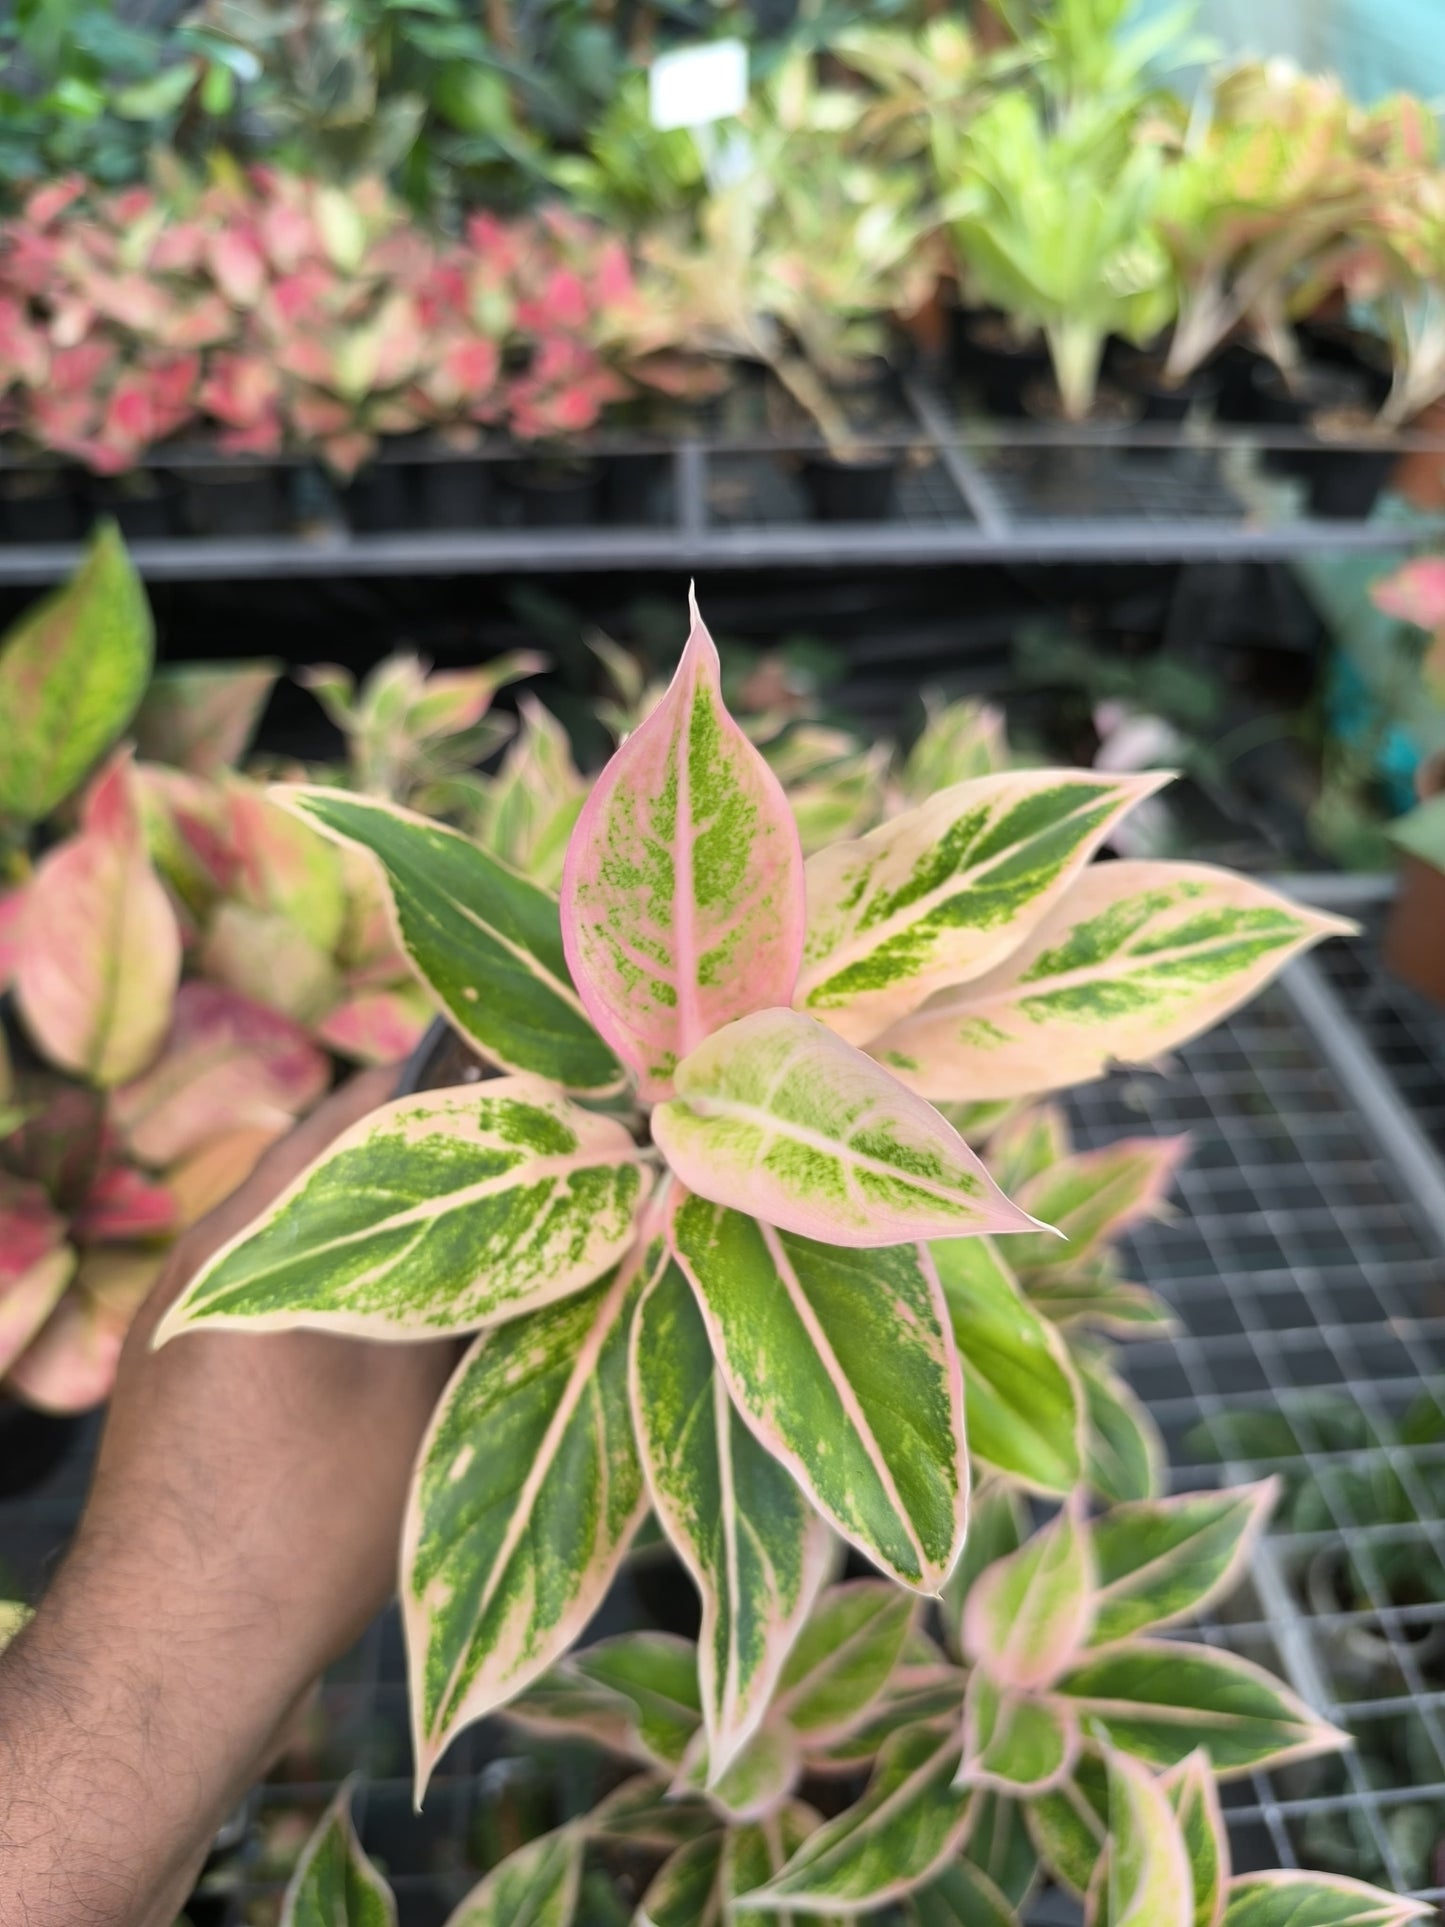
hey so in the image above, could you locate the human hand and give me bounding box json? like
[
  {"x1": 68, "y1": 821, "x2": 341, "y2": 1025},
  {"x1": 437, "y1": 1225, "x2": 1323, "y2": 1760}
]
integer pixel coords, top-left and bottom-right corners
[{"x1": 0, "y1": 1067, "x2": 457, "y2": 1927}]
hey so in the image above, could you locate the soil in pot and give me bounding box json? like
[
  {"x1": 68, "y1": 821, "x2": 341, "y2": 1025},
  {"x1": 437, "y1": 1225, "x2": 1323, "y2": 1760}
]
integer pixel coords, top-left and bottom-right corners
[
  {"x1": 0, "y1": 1399, "x2": 83, "y2": 1500},
  {"x1": 181, "y1": 463, "x2": 290, "y2": 537},
  {"x1": 89, "y1": 469, "x2": 182, "y2": 540},
  {"x1": 0, "y1": 467, "x2": 85, "y2": 542},
  {"x1": 951, "y1": 311, "x2": 1049, "y2": 419},
  {"x1": 799, "y1": 447, "x2": 899, "y2": 521},
  {"x1": 498, "y1": 458, "x2": 602, "y2": 528},
  {"x1": 1005, "y1": 379, "x2": 1141, "y2": 511}
]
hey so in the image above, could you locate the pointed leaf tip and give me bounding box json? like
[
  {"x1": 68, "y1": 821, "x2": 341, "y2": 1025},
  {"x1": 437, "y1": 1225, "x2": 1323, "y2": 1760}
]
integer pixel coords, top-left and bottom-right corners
[{"x1": 560, "y1": 599, "x2": 805, "y2": 1097}]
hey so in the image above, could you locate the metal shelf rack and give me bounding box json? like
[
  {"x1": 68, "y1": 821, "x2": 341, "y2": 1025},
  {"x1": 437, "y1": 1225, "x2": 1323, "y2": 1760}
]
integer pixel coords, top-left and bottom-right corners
[{"x1": 0, "y1": 380, "x2": 1442, "y2": 582}]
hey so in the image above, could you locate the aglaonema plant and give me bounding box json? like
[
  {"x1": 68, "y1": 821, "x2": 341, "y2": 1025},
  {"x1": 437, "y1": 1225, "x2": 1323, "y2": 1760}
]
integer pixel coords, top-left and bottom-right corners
[
  {"x1": 155, "y1": 588, "x2": 1354, "y2": 1855},
  {"x1": 272, "y1": 1492, "x2": 1426, "y2": 1924}
]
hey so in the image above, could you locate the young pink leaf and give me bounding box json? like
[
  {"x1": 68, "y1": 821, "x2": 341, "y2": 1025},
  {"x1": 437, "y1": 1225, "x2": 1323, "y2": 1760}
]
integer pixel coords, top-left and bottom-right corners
[
  {"x1": 653, "y1": 1008, "x2": 1038, "y2": 1247},
  {"x1": 0, "y1": 1178, "x2": 75, "y2": 1375},
  {"x1": 113, "y1": 983, "x2": 329, "y2": 1166},
  {"x1": 74, "y1": 1163, "x2": 175, "y2": 1242},
  {"x1": 962, "y1": 1495, "x2": 1096, "y2": 1691},
  {"x1": 1084, "y1": 1749, "x2": 1193, "y2": 1927},
  {"x1": 958, "y1": 1667, "x2": 1080, "y2": 1795},
  {"x1": 13, "y1": 752, "x2": 182, "y2": 1087},
  {"x1": 870, "y1": 863, "x2": 1353, "y2": 1103},
  {"x1": 1005, "y1": 1136, "x2": 1188, "y2": 1279},
  {"x1": 166, "y1": 1122, "x2": 289, "y2": 1228},
  {"x1": 1370, "y1": 556, "x2": 1445, "y2": 632},
  {"x1": 1088, "y1": 1482, "x2": 1280, "y2": 1648},
  {"x1": 7, "y1": 1248, "x2": 161, "y2": 1413},
  {"x1": 560, "y1": 592, "x2": 804, "y2": 1096},
  {"x1": 797, "y1": 771, "x2": 1168, "y2": 1047}
]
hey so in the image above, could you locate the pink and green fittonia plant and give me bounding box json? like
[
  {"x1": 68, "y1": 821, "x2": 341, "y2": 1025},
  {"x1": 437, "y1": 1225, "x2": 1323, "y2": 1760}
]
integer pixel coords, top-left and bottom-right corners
[{"x1": 157, "y1": 596, "x2": 1359, "y2": 1873}]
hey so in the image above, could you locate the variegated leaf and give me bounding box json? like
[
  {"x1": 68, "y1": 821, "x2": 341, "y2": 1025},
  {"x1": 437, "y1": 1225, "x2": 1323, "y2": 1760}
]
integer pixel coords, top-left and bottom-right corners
[
  {"x1": 0, "y1": 521, "x2": 153, "y2": 823},
  {"x1": 1088, "y1": 1483, "x2": 1278, "y2": 1649},
  {"x1": 671, "y1": 1193, "x2": 969, "y2": 1592},
  {"x1": 114, "y1": 983, "x2": 329, "y2": 1166},
  {"x1": 797, "y1": 770, "x2": 1166, "y2": 1047},
  {"x1": 4, "y1": 1248, "x2": 157, "y2": 1413},
  {"x1": 316, "y1": 985, "x2": 432, "y2": 1065},
  {"x1": 402, "y1": 1253, "x2": 650, "y2": 1790},
  {"x1": 942, "y1": 1484, "x2": 1027, "y2": 1663},
  {"x1": 740, "y1": 1719, "x2": 973, "y2": 1912},
  {"x1": 908, "y1": 1858, "x2": 1022, "y2": 1926},
  {"x1": 728, "y1": 1804, "x2": 851, "y2": 1927},
  {"x1": 586, "y1": 1773, "x2": 716, "y2": 1850},
  {"x1": 1079, "y1": 1350, "x2": 1163, "y2": 1505},
  {"x1": 444, "y1": 1827, "x2": 581, "y2": 1927},
  {"x1": 963, "y1": 1497, "x2": 1096, "y2": 1692},
  {"x1": 966, "y1": 1792, "x2": 1038, "y2": 1908},
  {"x1": 773, "y1": 1582, "x2": 917, "y2": 1744},
  {"x1": 1026, "y1": 1266, "x2": 1174, "y2": 1338},
  {"x1": 986, "y1": 1105, "x2": 1072, "y2": 1194},
  {"x1": 959, "y1": 1668, "x2": 1079, "y2": 1795},
  {"x1": 1220, "y1": 1873, "x2": 1434, "y2": 1927},
  {"x1": 870, "y1": 864, "x2": 1352, "y2": 1102},
  {"x1": 638, "y1": 1834, "x2": 727, "y2": 1927},
  {"x1": 156, "y1": 1080, "x2": 648, "y2": 1342},
  {"x1": 560, "y1": 595, "x2": 804, "y2": 1098},
  {"x1": 1055, "y1": 1640, "x2": 1347, "y2": 1777},
  {"x1": 654, "y1": 1009, "x2": 1035, "y2": 1247},
  {"x1": 1164, "y1": 1749, "x2": 1228, "y2": 1927},
  {"x1": 1083, "y1": 1749, "x2": 1192, "y2": 1927},
  {"x1": 228, "y1": 780, "x2": 349, "y2": 953},
  {"x1": 276, "y1": 786, "x2": 623, "y2": 1093},
  {"x1": 569, "y1": 1632, "x2": 702, "y2": 1767},
  {"x1": 807, "y1": 1676, "x2": 969, "y2": 1775},
  {"x1": 0, "y1": 1178, "x2": 74, "y2": 1376},
  {"x1": 676, "y1": 1718, "x2": 803, "y2": 1820},
  {"x1": 1004, "y1": 1137, "x2": 1187, "y2": 1281},
  {"x1": 1024, "y1": 1752, "x2": 1110, "y2": 1899},
  {"x1": 14, "y1": 753, "x2": 181, "y2": 1087},
  {"x1": 932, "y1": 1237, "x2": 1083, "y2": 1496},
  {"x1": 632, "y1": 1255, "x2": 831, "y2": 1782},
  {"x1": 134, "y1": 661, "x2": 278, "y2": 777},
  {"x1": 280, "y1": 1782, "x2": 396, "y2": 1927}
]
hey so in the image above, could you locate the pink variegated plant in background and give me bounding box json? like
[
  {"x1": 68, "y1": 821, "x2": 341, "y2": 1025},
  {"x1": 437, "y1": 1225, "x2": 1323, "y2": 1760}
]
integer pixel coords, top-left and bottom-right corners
[
  {"x1": 145, "y1": 586, "x2": 1404, "y2": 1920},
  {"x1": 0, "y1": 524, "x2": 572, "y2": 1411}
]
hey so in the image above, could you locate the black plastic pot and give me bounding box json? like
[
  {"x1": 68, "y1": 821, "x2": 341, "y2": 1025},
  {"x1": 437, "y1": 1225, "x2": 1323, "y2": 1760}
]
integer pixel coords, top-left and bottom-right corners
[
  {"x1": 181, "y1": 463, "x2": 290, "y2": 537},
  {"x1": 602, "y1": 452, "x2": 672, "y2": 525},
  {"x1": 0, "y1": 1400, "x2": 82, "y2": 1501},
  {"x1": 1305, "y1": 440, "x2": 1395, "y2": 520},
  {"x1": 799, "y1": 450, "x2": 899, "y2": 522},
  {"x1": 338, "y1": 462, "x2": 412, "y2": 534},
  {"x1": 1213, "y1": 344, "x2": 1271, "y2": 424},
  {"x1": 414, "y1": 458, "x2": 493, "y2": 531},
  {"x1": 950, "y1": 311, "x2": 1049, "y2": 419},
  {"x1": 1111, "y1": 346, "x2": 1221, "y2": 427},
  {"x1": 499, "y1": 458, "x2": 602, "y2": 528},
  {"x1": 89, "y1": 470, "x2": 182, "y2": 540},
  {"x1": 0, "y1": 468, "x2": 84, "y2": 542},
  {"x1": 1250, "y1": 362, "x2": 1393, "y2": 514}
]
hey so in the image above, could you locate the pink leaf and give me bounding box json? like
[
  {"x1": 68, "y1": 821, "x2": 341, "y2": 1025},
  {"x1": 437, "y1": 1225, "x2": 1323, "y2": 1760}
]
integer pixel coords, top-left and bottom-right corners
[
  {"x1": 0, "y1": 1246, "x2": 76, "y2": 1379},
  {"x1": 561, "y1": 592, "x2": 805, "y2": 1097},
  {"x1": 1371, "y1": 557, "x2": 1445, "y2": 632},
  {"x1": 653, "y1": 1008, "x2": 1038, "y2": 1246},
  {"x1": 166, "y1": 1121, "x2": 288, "y2": 1229},
  {"x1": 113, "y1": 981, "x2": 329, "y2": 1166},
  {"x1": 74, "y1": 1163, "x2": 175, "y2": 1242},
  {"x1": 6, "y1": 1248, "x2": 161, "y2": 1413},
  {"x1": 316, "y1": 985, "x2": 430, "y2": 1064},
  {"x1": 13, "y1": 752, "x2": 182, "y2": 1086},
  {"x1": 134, "y1": 663, "x2": 278, "y2": 778},
  {"x1": 963, "y1": 1494, "x2": 1097, "y2": 1691}
]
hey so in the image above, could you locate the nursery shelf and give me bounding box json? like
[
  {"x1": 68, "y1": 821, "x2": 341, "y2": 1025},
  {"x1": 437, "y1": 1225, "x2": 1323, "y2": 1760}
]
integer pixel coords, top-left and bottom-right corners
[
  {"x1": 6, "y1": 882, "x2": 1445, "y2": 1923},
  {"x1": 0, "y1": 382, "x2": 1442, "y2": 581}
]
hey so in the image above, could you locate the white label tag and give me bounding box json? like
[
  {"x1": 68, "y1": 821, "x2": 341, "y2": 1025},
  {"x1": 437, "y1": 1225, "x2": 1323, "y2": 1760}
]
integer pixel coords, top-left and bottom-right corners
[{"x1": 649, "y1": 39, "x2": 748, "y2": 132}]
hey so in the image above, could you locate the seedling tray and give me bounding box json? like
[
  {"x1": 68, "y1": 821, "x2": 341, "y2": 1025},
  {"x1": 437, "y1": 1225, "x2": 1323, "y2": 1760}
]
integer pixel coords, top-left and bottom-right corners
[{"x1": 5, "y1": 888, "x2": 1445, "y2": 1921}]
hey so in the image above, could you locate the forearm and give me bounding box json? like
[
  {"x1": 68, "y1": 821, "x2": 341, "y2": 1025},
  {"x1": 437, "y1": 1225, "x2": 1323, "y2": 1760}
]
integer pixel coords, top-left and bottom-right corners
[{"x1": 0, "y1": 1534, "x2": 302, "y2": 1927}]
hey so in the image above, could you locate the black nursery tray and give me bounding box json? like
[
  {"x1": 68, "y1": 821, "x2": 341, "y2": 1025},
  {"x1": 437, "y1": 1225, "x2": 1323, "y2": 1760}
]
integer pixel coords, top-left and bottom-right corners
[{"x1": 6, "y1": 893, "x2": 1445, "y2": 1921}]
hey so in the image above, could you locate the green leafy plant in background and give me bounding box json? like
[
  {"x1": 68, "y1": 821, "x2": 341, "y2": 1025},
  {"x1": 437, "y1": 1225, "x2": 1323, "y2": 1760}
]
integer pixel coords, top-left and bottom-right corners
[{"x1": 149, "y1": 586, "x2": 1365, "y2": 1919}]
